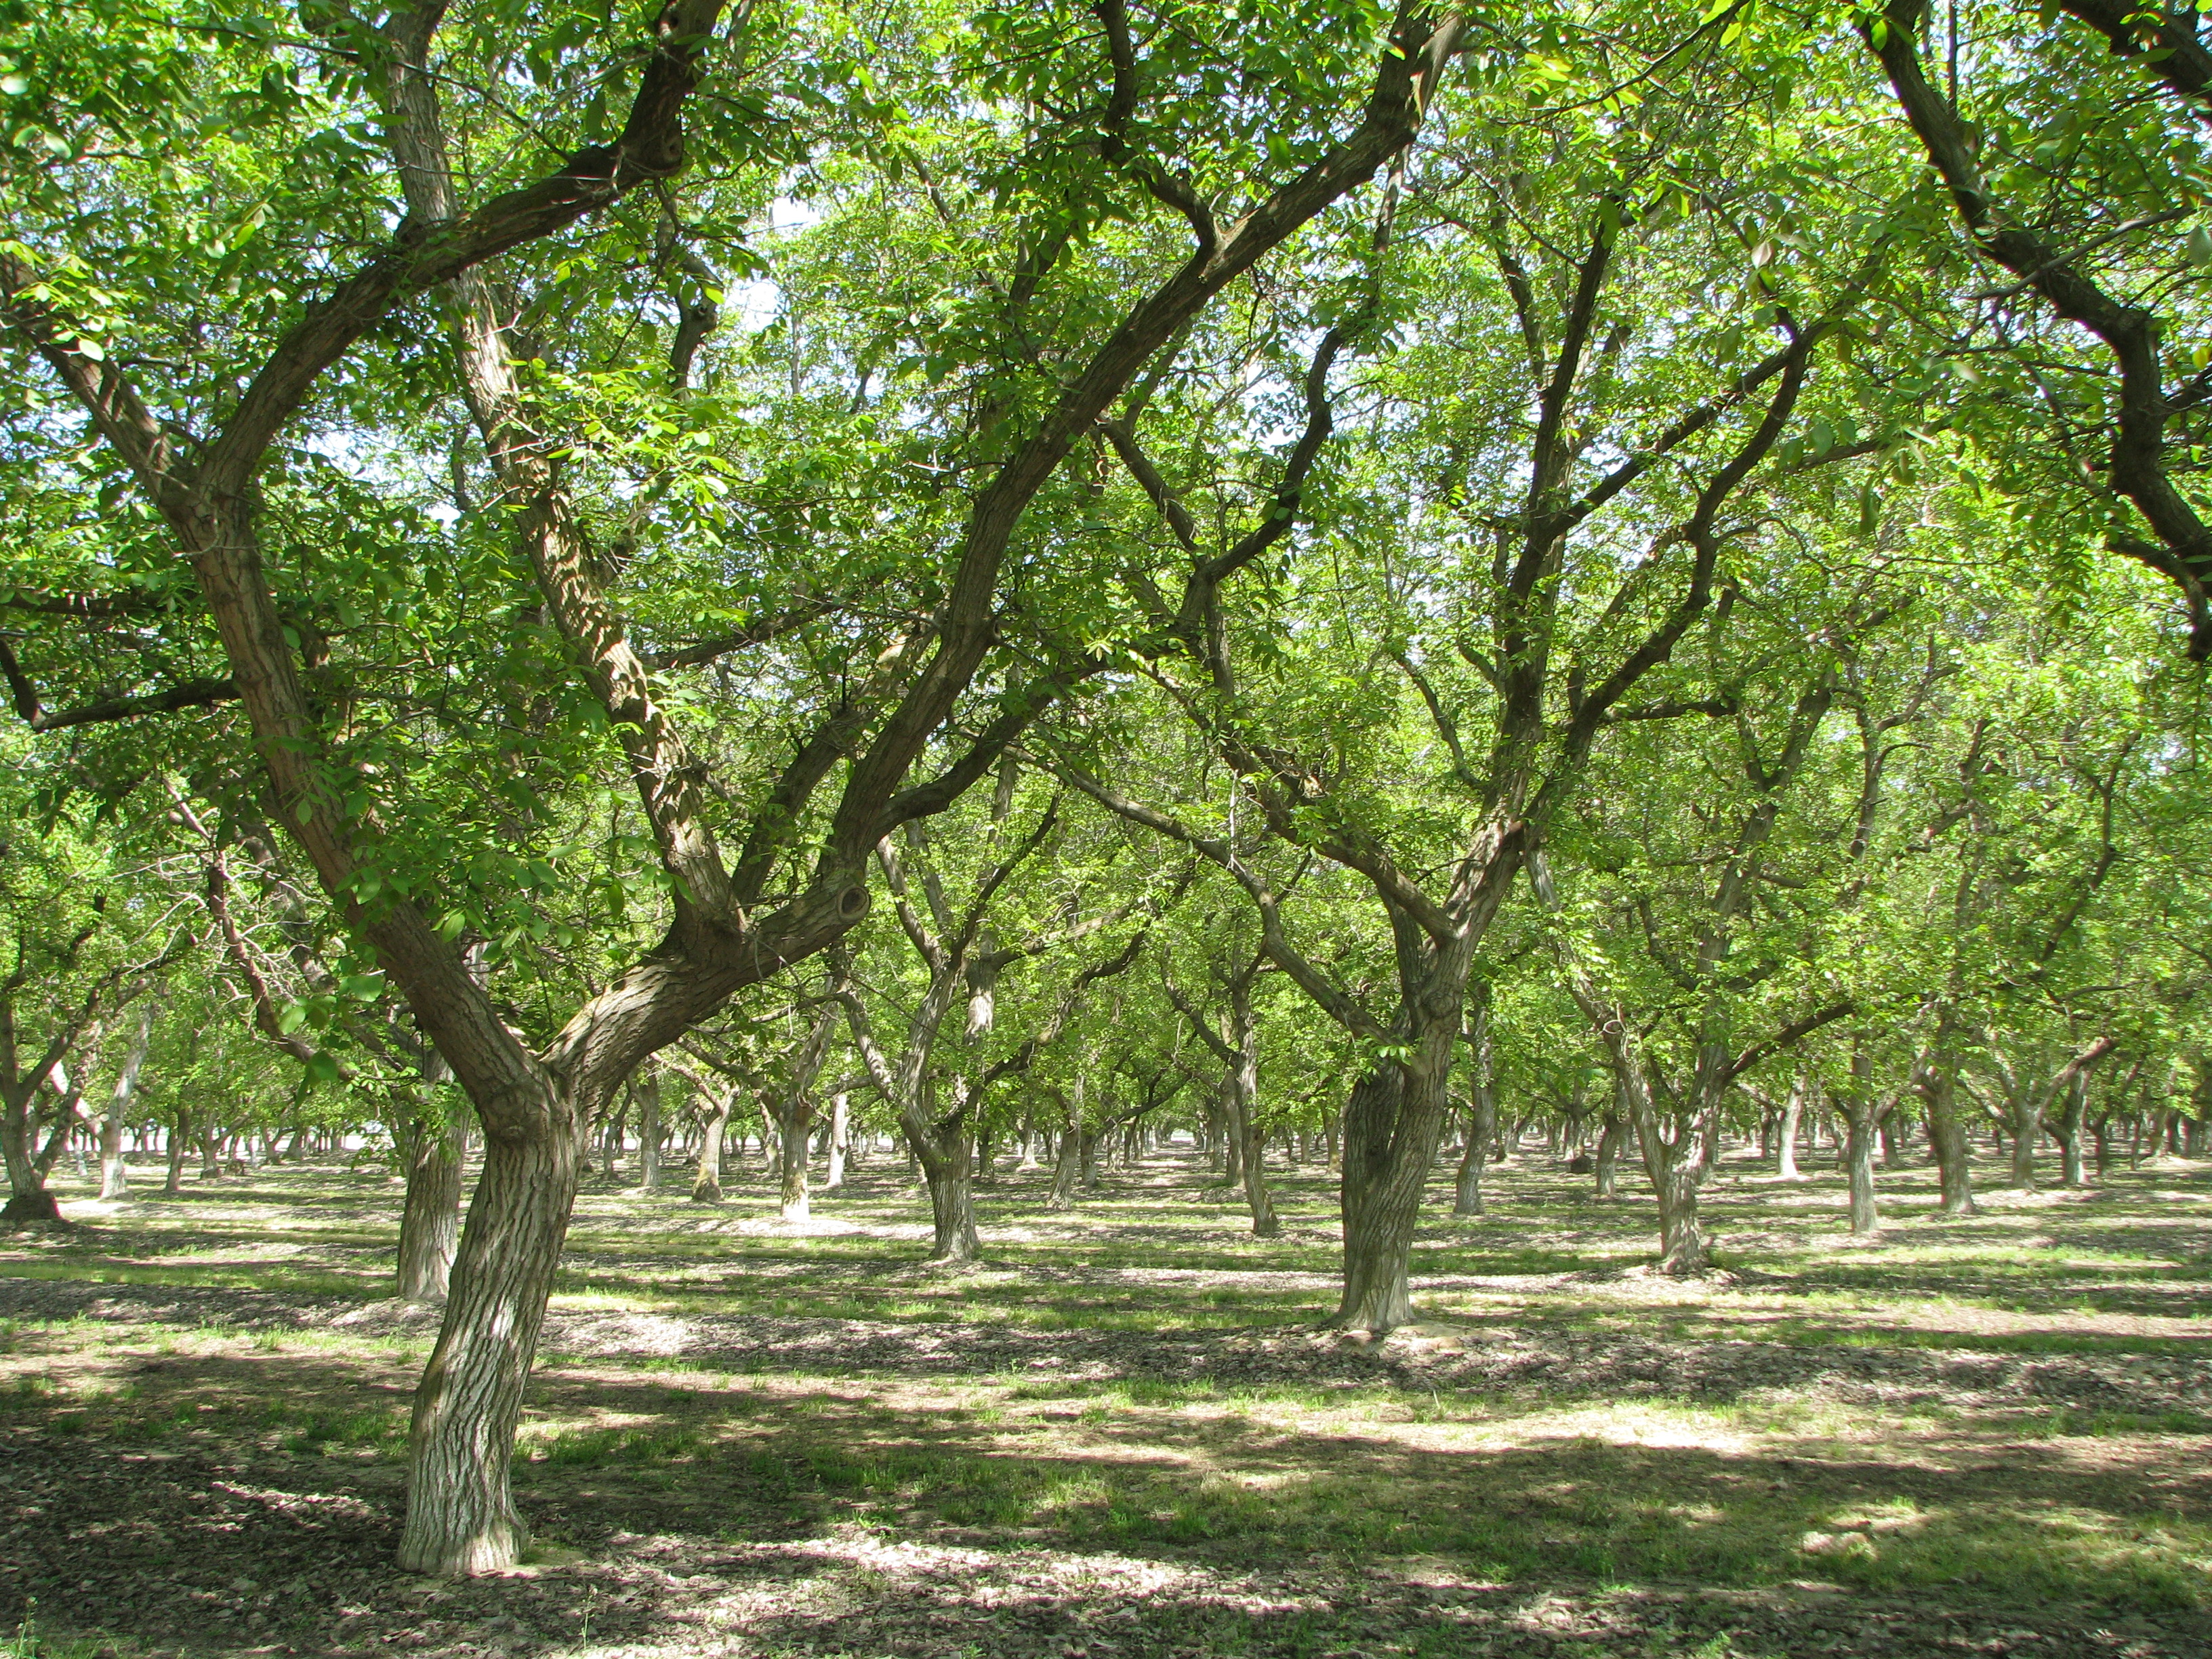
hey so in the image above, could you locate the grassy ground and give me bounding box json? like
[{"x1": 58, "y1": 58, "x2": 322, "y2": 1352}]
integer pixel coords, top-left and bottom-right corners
[{"x1": 1, "y1": 1139, "x2": 2207, "y2": 1658}]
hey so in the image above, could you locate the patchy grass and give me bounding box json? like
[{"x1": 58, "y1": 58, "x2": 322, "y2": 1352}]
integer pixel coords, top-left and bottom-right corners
[{"x1": 1, "y1": 1143, "x2": 2209, "y2": 1656}]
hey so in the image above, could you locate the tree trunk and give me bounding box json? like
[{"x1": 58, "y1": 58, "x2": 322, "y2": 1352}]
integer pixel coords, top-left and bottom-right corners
[
  {"x1": 1452, "y1": 1111, "x2": 1488, "y2": 1216},
  {"x1": 775, "y1": 1097, "x2": 815, "y2": 1221},
  {"x1": 1843, "y1": 1105, "x2": 1880, "y2": 1236},
  {"x1": 1776, "y1": 1076, "x2": 1805, "y2": 1179},
  {"x1": 396, "y1": 1117, "x2": 581, "y2": 1575},
  {"x1": 98, "y1": 1002, "x2": 157, "y2": 1200},
  {"x1": 0, "y1": 1083, "x2": 60, "y2": 1221},
  {"x1": 825, "y1": 1092, "x2": 848, "y2": 1189},
  {"x1": 165, "y1": 1105, "x2": 190, "y2": 1194},
  {"x1": 1333, "y1": 1057, "x2": 1451, "y2": 1332},
  {"x1": 1921, "y1": 1062, "x2": 1976, "y2": 1216},
  {"x1": 636, "y1": 1065, "x2": 662, "y2": 1193},
  {"x1": 1624, "y1": 1063, "x2": 1711, "y2": 1275},
  {"x1": 1046, "y1": 1124, "x2": 1080, "y2": 1209},
  {"x1": 397, "y1": 1111, "x2": 465, "y2": 1303},
  {"x1": 1593, "y1": 1108, "x2": 1624, "y2": 1200},
  {"x1": 913, "y1": 1126, "x2": 979, "y2": 1264},
  {"x1": 690, "y1": 1097, "x2": 730, "y2": 1203},
  {"x1": 2008, "y1": 1086, "x2": 2041, "y2": 1190},
  {"x1": 1452, "y1": 1002, "x2": 1498, "y2": 1217},
  {"x1": 2055, "y1": 1071, "x2": 2090, "y2": 1189},
  {"x1": 1651, "y1": 1148, "x2": 1707, "y2": 1272}
]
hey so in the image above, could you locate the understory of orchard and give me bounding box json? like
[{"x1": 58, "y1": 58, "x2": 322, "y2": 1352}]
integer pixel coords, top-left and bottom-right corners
[{"x1": 1, "y1": 0, "x2": 2210, "y2": 1637}]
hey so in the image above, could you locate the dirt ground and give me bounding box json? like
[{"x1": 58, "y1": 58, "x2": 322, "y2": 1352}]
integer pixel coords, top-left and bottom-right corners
[{"x1": 2, "y1": 1142, "x2": 2207, "y2": 1658}]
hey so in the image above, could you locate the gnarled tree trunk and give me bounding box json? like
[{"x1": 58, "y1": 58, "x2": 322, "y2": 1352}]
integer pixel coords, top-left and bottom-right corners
[
  {"x1": 1334, "y1": 1025, "x2": 1457, "y2": 1332},
  {"x1": 396, "y1": 1109, "x2": 581, "y2": 1574}
]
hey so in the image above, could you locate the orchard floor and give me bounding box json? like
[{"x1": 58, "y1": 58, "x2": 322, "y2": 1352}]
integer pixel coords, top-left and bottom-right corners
[{"x1": 2, "y1": 1145, "x2": 2210, "y2": 1659}]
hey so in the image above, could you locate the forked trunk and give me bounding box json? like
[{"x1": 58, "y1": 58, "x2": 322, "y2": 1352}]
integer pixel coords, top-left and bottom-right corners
[{"x1": 396, "y1": 1115, "x2": 581, "y2": 1575}]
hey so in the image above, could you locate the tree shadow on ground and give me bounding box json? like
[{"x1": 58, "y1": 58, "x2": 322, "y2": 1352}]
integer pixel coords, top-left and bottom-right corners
[{"x1": 3, "y1": 1343, "x2": 2208, "y2": 1659}]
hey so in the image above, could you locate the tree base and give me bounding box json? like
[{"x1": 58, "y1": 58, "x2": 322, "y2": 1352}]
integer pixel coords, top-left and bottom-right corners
[
  {"x1": 1, "y1": 1192, "x2": 64, "y2": 1224},
  {"x1": 918, "y1": 1251, "x2": 986, "y2": 1273},
  {"x1": 395, "y1": 1510, "x2": 530, "y2": 1577}
]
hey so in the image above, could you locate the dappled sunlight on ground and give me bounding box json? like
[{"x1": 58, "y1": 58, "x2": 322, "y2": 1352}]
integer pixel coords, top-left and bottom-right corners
[{"x1": 2, "y1": 1143, "x2": 2208, "y2": 1656}]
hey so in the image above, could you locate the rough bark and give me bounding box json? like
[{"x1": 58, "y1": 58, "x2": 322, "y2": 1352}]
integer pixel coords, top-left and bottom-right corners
[
  {"x1": 397, "y1": 1109, "x2": 466, "y2": 1303},
  {"x1": 1334, "y1": 1030, "x2": 1458, "y2": 1332},
  {"x1": 775, "y1": 1103, "x2": 815, "y2": 1219},
  {"x1": 396, "y1": 1118, "x2": 580, "y2": 1575},
  {"x1": 1649, "y1": 1143, "x2": 1708, "y2": 1273},
  {"x1": 912, "y1": 1111, "x2": 980, "y2": 1265}
]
